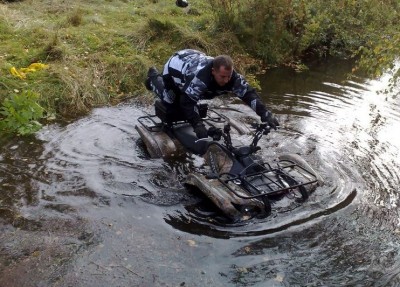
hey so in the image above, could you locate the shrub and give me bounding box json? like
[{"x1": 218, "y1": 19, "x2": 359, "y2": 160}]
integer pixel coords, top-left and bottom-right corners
[
  {"x1": 0, "y1": 90, "x2": 44, "y2": 135},
  {"x1": 208, "y1": 0, "x2": 400, "y2": 69}
]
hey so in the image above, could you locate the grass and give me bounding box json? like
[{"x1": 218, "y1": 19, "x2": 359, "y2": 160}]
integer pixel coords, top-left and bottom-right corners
[
  {"x1": 0, "y1": 0, "x2": 248, "y2": 120},
  {"x1": 1, "y1": 0, "x2": 399, "y2": 126}
]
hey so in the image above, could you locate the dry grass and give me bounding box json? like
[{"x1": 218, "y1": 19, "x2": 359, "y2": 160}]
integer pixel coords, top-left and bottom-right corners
[
  {"x1": 1, "y1": 0, "x2": 251, "y2": 119},
  {"x1": 2, "y1": 0, "x2": 280, "y2": 123}
]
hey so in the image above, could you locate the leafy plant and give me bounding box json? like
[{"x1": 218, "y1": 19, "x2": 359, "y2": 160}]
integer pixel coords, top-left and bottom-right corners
[
  {"x1": 0, "y1": 90, "x2": 44, "y2": 135},
  {"x1": 208, "y1": 0, "x2": 400, "y2": 74}
]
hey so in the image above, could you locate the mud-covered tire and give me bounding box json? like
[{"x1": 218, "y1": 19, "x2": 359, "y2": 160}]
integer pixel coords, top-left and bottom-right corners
[
  {"x1": 205, "y1": 144, "x2": 234, "y2": 175},
  {"x1": 298, "y1": 185, "x2": 309, "y2": 201},
  {"x1": 261, "y1": 196, "x2": 272, "y2": 216},
  {"x1": 235, "y1": 197, "x2": 271, "y2": 219},
  {"x1": 135, "y1": 125, "x2": 177, "y2": 158},
  {"x1": 275, "y1": 171, "x2": 309, "y2": 201},
  {"x1": 278, "y1": 153, "x2": 324, "y2": 186}
]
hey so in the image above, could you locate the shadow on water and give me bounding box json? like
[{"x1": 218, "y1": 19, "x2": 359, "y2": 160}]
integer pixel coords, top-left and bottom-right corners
[
  {"x1": 165, "y1": 189, "x2": 357, "y2": 239},
  {"x1": 1, "y1": 58, "x2": 400, "y2": 286}
]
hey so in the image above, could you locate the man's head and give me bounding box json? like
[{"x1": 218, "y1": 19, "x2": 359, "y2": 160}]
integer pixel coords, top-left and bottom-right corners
[{"x1": 212, "y1": 55, "x2": 233, "y2": 86}]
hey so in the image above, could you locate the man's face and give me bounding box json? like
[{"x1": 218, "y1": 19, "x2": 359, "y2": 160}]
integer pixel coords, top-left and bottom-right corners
[{"x1": 212, "y1": 66, "x2": 233, "y2": 86}]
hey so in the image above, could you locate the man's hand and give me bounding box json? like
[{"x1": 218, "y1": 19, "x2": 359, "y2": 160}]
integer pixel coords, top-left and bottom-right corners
[
  {"x1": 194, "y1": 122, "x2": 208, "y2": 139},
  {"x1": 207, "y1": 126, "x2": 223, "y2": 140},
  {"x1": 261, "y1": 111, "x2": 280, "y2": 130}
]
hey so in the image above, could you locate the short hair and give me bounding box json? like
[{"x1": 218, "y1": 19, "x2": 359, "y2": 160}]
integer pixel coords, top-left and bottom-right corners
[{"x1": 213, "y1": 55, "x2": 233, "y2": 70}]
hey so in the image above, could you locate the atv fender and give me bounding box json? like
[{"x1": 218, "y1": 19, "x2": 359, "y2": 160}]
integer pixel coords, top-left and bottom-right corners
[
  {"x1": 228, "y1": 118, "x2": 252, "y2": 135},
  {"x1": 278, "y1": 153, "x2": 324, "y2": 187},
  {"x1": 135, "y1": 125, "x2": 177, "y2": 158},
  {"x1": 185, "y1": 173, "x2": 265, "y2": 220}
]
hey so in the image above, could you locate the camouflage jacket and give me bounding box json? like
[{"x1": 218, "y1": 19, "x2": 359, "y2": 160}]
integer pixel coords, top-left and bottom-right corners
[{"x1": 163, "y1": 49, "x2": 269, "y2": 126}]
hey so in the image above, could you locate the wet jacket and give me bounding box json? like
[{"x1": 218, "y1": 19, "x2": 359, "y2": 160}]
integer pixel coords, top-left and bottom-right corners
[{"x1": 162, "y1": 49, "x2": 268, "y2": 126}]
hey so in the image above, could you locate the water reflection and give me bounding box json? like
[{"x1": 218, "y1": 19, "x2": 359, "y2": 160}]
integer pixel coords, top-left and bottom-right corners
[{"x1": 263, "y1": 59, "x2": 400, "y2": 209}]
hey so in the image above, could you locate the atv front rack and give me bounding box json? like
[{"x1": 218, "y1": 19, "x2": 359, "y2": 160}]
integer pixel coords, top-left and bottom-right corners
[{"x1": 217, "y1": 160, "x2": 319, "y2": 199}]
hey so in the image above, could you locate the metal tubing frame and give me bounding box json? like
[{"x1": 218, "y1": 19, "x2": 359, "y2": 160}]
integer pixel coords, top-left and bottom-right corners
[
  {"x1": 137, "y1": 108, "x2": 228, "y2": 132},
  {"x1": 217, "y1": 161, "x2": 318, "y2": 199}
]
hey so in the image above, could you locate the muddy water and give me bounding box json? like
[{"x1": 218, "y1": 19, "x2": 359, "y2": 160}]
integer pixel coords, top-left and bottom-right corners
[{"x1": 1, "y1": 58, "x2": 400, "y2": 286}]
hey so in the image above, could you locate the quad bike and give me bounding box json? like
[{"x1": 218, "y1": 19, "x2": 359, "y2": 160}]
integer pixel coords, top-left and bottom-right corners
[{"x1": 136, "y1": 100, "x2": 324, "y2": 221}]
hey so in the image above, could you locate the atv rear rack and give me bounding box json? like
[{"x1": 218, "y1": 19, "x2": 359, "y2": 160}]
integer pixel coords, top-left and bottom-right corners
[
  {"x1": 137, "y1": 108, "x2": 229, "y2": 132},
  {"x1": 217, "y1": 161, "x2": 319, "y2": 199}
]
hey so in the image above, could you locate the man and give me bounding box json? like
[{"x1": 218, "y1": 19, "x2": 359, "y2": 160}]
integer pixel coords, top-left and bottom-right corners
[{"x1": 145, "y1": 49, "x2": 279, "y2": 138}]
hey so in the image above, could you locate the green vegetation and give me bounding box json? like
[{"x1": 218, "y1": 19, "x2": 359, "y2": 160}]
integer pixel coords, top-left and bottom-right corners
[
  {"x1": 0, "y1": 0, "x2": 399, "y2": 135},
  {"x1": 209, "y1": 0, "x2": 400, "y2": 72},
  {"x1": 0, "y1": 90, "x2": 44, "y2": 135}
]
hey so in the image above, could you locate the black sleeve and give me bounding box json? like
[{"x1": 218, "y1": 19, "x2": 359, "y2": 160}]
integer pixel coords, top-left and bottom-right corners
[
  {"x1": 240, "y1": 87, "x2": 269, "y2": 117},
  {"x1": 231, "y1": 72, "x2": 269, "y2": 117},
  {"x1": 179, "y1": 93, "x2": 201, "y2": 127}
]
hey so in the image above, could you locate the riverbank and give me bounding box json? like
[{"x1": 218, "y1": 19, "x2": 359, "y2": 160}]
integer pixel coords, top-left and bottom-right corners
[
  {"x1": 1, "y1": 0, "x2": 268, "y2": 120},
  {"x1": 0, "y1": 0, "x2": 206, "y2": 118},
  {"x1": 1, "y1": 0, "x2": 399, "y2": 134}
]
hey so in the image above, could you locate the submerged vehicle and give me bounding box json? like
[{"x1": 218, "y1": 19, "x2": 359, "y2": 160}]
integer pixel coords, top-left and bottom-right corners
[{"x1": 136, "y1": 100, "x2": 324, "y2": 221}]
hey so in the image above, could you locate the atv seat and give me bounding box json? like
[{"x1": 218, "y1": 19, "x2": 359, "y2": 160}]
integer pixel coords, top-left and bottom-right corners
[
  {"x1": 154, "y1": 99, "x2": 208, "y2": 124},
  {"x1": 172, "y1": 123, "x2": 210, "y2": 155}
]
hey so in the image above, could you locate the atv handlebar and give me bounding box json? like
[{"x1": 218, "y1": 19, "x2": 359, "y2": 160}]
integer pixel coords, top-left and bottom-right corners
[{"x1": 206, "y1": 122, "x2": 274, "y2": 157}]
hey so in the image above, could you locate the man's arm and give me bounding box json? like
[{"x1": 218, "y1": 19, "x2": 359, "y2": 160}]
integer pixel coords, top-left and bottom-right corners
[
  {"x1": 241, "y1": 87, "x2": 268, "y2": 117},
  {"x1": 233, "y1": 73, "x2": 280, "y2": 129},
  {"x1": 231, "y1": 73, "x2": 268, "y2": 116}
]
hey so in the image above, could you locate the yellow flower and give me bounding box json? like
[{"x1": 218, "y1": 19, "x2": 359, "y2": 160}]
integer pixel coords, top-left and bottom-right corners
[
  {"x1": 10, "y1": 67, "x2": 26, "y2": 79},
  {"x1": 10, "y1": 63, "x2": 49, "y2": 80},
  {"x1": 22, "y1": 63, "x2": 49, "y2": 73}
]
